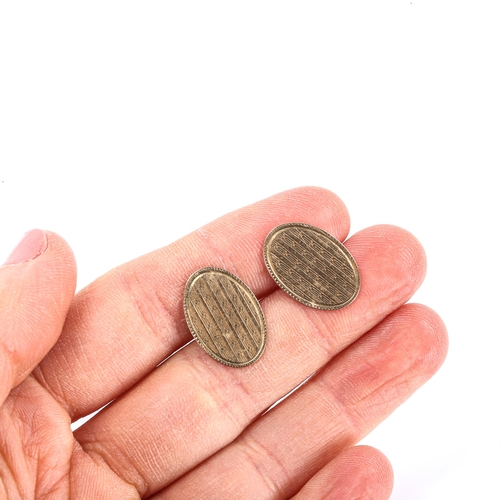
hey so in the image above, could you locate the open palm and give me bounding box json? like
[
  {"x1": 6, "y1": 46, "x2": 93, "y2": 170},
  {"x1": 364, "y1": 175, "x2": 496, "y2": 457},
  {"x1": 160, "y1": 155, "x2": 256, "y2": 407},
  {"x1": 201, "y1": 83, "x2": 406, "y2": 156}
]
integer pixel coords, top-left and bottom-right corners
[{"x1": 0, "y1": 187, "x2": 447, "y2": 499}]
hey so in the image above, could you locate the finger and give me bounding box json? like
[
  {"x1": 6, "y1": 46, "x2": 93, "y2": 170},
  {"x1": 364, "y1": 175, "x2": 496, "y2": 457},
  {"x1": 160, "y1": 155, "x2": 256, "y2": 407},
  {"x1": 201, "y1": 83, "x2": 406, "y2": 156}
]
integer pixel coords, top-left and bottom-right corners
[
  {"x1": 0, "y1": 375, "x2": 140, "y2": 499},
  {"x1": 74, "y1": 225, "x2": 427, "y2": 497},
  {"x1": 153, "y1": 304, "x2": 446, "y2": 499},
  {"x1": 292, "y1": 446, "x2": 393, "y2": 500},
  {"x1": 0, "y1": 230, "x2": 76, "y2": 406},
  {"x1": 33, "y1": 187, "x2": 350, "y2": 419}
]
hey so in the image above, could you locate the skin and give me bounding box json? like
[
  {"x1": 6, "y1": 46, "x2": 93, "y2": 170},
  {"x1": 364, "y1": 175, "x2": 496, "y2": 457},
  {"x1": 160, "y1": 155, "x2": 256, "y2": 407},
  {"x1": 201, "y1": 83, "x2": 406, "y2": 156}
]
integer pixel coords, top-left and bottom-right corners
[{"x1": 0, "y1": 187, "x2": 448, "y2": 499}]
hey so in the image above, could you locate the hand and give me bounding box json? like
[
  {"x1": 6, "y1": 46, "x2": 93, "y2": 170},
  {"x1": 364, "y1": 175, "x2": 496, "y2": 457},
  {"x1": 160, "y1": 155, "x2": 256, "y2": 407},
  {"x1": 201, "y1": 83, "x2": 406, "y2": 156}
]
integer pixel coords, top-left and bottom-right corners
[{"x1": 0, "y1": 187, "x2": 447, "y2": 499}]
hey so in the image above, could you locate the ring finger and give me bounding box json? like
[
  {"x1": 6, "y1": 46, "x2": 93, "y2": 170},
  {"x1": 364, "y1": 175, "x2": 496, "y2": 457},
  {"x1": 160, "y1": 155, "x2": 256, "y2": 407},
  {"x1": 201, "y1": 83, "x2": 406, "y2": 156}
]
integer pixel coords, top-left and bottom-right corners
[{"x1": 153, "y1": 303, "x2": 447, "y2": 499}]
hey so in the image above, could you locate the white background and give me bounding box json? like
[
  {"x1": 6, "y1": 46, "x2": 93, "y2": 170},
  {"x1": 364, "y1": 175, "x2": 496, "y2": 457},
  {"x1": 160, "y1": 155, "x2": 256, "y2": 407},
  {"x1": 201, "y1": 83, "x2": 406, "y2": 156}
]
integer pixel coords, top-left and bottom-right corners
[{"x1": 1, "y1": 2, "x2": 499, "y2": 498}]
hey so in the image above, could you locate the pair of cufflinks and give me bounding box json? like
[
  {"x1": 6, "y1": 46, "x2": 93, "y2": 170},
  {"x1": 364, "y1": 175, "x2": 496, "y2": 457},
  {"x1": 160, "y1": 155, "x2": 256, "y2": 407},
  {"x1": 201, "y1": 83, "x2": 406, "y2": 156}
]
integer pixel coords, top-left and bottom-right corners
[{"x1": 183, "y1": 223, "x2": 360, "y2": 368}]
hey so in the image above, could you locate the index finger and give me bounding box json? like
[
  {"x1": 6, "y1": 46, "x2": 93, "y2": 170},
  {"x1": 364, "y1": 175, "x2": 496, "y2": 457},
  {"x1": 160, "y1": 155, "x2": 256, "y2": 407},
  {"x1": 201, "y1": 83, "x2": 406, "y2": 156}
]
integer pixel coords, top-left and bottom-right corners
[{"x1": 33, "y1": 187, "x2": 350, "y2": 420}]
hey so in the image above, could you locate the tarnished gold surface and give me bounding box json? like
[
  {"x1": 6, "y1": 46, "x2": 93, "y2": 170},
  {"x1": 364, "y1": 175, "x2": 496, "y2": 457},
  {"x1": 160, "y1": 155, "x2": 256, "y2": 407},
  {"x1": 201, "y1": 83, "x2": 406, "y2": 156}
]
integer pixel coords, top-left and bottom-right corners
[
  {"x1": 264, "y1": 223, "x2": 360, "y2": 310},
  {"x1": 184, "y1": 267, "x2": 266, "y2": 367}
]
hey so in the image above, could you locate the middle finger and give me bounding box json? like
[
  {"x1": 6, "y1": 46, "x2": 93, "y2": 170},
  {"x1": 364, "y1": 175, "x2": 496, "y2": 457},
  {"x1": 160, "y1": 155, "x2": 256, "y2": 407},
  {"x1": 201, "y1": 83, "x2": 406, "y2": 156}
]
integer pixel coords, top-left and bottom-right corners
[{"x1": 74, "y1": 224, "x2": 425, "y2": 497}]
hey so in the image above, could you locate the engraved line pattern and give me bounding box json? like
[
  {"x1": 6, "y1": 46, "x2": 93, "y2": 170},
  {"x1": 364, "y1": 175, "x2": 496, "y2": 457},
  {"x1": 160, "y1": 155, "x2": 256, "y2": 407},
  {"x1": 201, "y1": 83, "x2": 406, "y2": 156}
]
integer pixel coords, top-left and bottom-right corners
[
  {"x1": 239, "y1": 289, "x2": 262, "y2": 330},
  {"x1": 281, "y1": 229, "x2": 357, "y2": 293},
  {"x1": 270, "y1": 241, "x2": 352, "y2": 304},
  {"x1": 229, "y1": 278, "x2": 262, "y2": 345},
  {"x1": 270, "y1": 250, "x2": 340, "y2": 305},
  {"x1": 209, "y1": 275, "x2": 254, "y2": 362},
  {"x1": 201, "y1": 278, "x2": 241, "y2": 362},
  {"x1": 268, "y1": 227, "x2": 358, "y2": 306},
  {"x1": 194, "y1": 286, "x2": 233, "y2": 360},
  {"x1": 271, "y1": 243, "x2": 354, "y2": 303},
  {"x1": 289, "y1": 228, "x2": 355, "y2": 281},
  {"x1": 294, "y1": 229, "x2": 355, "y2": 286},
  {"x1": 185, "y1": 268, "x2": 267, "y2": 366},
  {"x1": 216, "y1": 275, "x2": 259, "y2": 353},
  {"x1": 280, "y1": 227, "x2": 356, "y2": 284},
  {"x1": 195, "y1": 285, "x2": 237, "y2": 362},
  {"x1": 190, "y1": 297, "x2": 224, "y2": 359},
  {"x1": 271, "y1": 239, "x2": 347, "y2": 294}
]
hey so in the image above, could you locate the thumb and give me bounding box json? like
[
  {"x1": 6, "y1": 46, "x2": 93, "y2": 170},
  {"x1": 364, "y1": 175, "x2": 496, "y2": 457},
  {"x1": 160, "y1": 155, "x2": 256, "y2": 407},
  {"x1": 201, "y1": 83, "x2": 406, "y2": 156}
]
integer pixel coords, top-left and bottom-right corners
[{"x1": 0, "y1": 229, "x2": 76, "y2": 406}]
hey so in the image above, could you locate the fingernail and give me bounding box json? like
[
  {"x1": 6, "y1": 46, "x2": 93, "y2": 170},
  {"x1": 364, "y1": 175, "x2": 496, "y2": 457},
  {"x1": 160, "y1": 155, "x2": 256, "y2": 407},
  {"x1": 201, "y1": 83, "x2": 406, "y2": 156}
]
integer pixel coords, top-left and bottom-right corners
[{"x1": 3, "y1": 229, "x2": 48, "y2": 266}]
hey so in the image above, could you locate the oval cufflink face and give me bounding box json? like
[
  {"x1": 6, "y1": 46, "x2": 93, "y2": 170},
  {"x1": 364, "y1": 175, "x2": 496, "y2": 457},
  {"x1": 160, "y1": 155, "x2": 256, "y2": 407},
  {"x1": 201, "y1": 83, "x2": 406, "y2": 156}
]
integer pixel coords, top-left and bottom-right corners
[
  {"x1": 264, "y1": 223, "x2": 360, "y2": 310},
  {"x1": 184, "y1": 267, "x2": 266, "y2": 367}
]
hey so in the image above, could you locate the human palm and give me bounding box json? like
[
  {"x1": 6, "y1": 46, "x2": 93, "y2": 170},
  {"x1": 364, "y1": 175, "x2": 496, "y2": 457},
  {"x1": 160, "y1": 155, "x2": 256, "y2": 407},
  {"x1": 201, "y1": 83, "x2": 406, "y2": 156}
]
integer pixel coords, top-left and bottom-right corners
[{"x1": 0, "y1": 187, "x2": 447, "y2": 499}]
